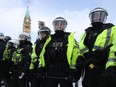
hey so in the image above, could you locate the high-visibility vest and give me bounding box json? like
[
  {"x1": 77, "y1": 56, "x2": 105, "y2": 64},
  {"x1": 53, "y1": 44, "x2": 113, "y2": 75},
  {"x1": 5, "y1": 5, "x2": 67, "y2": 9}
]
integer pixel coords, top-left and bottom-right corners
[
  {"x1": 39, "y1": 32, "x2": 79, "y2": 69},
  {"x1": 3, "y1": 48, "x2": 12, "y2": 60},
  {"x1": 78, "y1": 26, "x2": 116, "y2": 69},
  {"x1": 29, "y1": 43, "x2": 38, "y2": 69},
  {"x1": 12, "y1": 48, "x2": 24, "y2": 62}
]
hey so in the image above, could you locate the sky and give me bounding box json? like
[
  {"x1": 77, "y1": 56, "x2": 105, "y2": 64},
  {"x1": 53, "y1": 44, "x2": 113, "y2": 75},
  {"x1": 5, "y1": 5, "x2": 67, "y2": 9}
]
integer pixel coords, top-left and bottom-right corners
[{"x1": 0, "y1": 0, "x2": 116, "y2": 43}]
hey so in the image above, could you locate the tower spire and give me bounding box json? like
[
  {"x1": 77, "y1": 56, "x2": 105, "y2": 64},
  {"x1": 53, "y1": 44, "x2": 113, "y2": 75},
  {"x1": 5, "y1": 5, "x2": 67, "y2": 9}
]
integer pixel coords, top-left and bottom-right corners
[
  {"x1": 25, "y1": 6, "x2": 30, "y2": 18},
  {"x1": 23, "y1": 0, "x2": 31, "y2": 34}
]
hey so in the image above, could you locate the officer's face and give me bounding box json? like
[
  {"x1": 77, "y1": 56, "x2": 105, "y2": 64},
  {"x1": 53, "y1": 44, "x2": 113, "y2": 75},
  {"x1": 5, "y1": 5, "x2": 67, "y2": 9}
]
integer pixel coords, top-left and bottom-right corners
[
  {"x1": 19, "y1": 34, "x2": 26, "y2": 41},
  {"x1": 39, "y1": 32, "x2": 47, "y2": 40},
  {"x1": 53, "y1": 21, "x2": 67, "y2": 31}
]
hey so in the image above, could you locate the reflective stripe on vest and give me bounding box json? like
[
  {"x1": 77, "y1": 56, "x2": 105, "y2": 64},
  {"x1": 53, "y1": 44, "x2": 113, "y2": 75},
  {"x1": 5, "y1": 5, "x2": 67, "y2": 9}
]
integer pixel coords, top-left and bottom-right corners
[
  {"x1": 39, "y1": 36, "x2": 51, "y2": 67},
  {"x1": 104, "y1": 28, "x2": 111, "y2": 47},
  {"x1": 106, "y1": 58, "x2": 116, "y2": 68},
  {"x1": 80, "y1": 28, "x2": 111, "y2": 54},
  {"x1": 108, "y1": 58, "x2": 116, "y2": 62}
]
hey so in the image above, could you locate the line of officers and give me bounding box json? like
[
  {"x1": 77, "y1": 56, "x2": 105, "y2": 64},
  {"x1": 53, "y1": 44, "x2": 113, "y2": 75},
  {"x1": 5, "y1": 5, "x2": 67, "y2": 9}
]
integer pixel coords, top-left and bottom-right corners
[{"x1": 0, "y1": 7, "x2": 116, "y2": 87}]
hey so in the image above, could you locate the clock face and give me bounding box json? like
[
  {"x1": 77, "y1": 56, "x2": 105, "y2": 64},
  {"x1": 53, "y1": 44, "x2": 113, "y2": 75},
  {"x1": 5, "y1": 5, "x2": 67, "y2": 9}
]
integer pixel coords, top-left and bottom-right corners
[{"x1": 26, "y1": 19, "x2": 29, "y2": 22}]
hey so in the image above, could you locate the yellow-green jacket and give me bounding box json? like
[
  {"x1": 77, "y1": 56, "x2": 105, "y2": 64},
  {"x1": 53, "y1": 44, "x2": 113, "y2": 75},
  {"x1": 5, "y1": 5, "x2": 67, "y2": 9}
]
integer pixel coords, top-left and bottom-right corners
[
  {"x1": 3, "y1": 47, "x2": 16, "y2": 61},
  {"x1": 29, "y1": 43, "x2": 38, "y2": 69},
  {"x1": 78, "y1": 25, "x2": 116, "y2": 69}
]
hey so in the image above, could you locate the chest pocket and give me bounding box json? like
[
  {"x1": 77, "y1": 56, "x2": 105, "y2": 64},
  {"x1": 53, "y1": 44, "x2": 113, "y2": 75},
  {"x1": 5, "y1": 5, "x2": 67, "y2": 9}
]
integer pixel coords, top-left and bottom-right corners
[{"x1": 12, "y1": 49, "x2": 24, "y2": 62}]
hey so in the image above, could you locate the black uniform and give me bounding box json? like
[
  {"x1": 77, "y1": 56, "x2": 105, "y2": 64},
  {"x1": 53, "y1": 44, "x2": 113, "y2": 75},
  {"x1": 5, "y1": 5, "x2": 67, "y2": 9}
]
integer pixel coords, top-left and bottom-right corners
[
  {"x1": 81, "y1": 23, "x2": 114, "y2": 87},
  {"x1": 10, "y1": 41, "x2": 32, "y2": 87},
  {"x1": 30, "y1": 38, "x2": 47, "y2": 87},
  {"x1": 0, "y1": 39, "x2": 6, "y2": 60},
  {"x1": 44, "y1": 31, "x2": 73, "y2": 87},
  {"x1": 0, "y1": 39, "x2": 6, "y2": 87},
  {"x1": 2, "y1": 46, "x2": 16, "y2": 87}
]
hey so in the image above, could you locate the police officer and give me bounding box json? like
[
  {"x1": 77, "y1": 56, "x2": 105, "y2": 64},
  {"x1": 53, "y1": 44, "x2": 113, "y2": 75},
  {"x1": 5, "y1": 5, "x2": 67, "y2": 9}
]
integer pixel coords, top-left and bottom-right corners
[
  {"x1": 11, "y1": 32, "x2": 32, "y2": 87},
  {"x1": 0, "y1": 32, "x2": 6, "y2": 60},
  {"x1": 76, "y1": 7, "x2": 116, "y2": 87},
  {"x1": 0, "y1": 32, "x2": 6, "y2": 87},
  {"x1": 2, "y1": 39, "x2": 18, "y2": 87},
  {"x1": 29, "y1": 26, "x2": 51, "y2": 87},
  {"x1": 3, "y1": 39, "x2": 18, "y2": 61},
  {"x1": 38, "y1": 17, "x2": 79, "y2": 87}
]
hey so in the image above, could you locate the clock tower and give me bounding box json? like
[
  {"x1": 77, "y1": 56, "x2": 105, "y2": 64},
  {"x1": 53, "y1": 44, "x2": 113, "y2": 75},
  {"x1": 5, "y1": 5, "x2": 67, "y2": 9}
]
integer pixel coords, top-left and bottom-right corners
[{"x1": 23, "y1": 6, "x2": 31, "y2": 34}]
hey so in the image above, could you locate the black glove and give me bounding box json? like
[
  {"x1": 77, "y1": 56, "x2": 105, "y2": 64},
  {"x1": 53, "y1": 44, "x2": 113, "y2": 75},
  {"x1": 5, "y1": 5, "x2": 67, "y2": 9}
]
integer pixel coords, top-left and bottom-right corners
[
  {"x1": 76, "y1": 56, "x2": 85, "y2": 71},
  {"x1": 98, "y1": 66, "x2": 116, "y2": 87},
  {"x1": 105, "y1": 66, "x2": 116, "y2": 78},
  {"x1": 67, "y1": 68, "x2": 81, "y2": 82},
  {"x1": 37, "y1": 67, "x2": 46, "y2": 79},
  {"x1": 94, "y1": 49, "x2": 109, "y2": 64}
]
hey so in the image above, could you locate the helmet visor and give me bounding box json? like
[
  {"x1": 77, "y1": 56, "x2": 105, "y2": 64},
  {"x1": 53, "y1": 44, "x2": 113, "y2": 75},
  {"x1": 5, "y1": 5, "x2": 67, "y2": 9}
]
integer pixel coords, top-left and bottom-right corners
[
  {"x1": 90, "y1": 11, "x2": 107, "y2": 23},
  {"x1": 53, "y1": 21, "x2": 67, "y2": 31}
]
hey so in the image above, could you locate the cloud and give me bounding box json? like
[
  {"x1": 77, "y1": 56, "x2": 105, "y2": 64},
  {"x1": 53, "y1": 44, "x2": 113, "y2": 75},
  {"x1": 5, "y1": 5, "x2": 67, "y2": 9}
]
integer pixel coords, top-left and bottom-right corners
[{"x1": 0, "y1": 7, "x2": 25, "y2": 39}]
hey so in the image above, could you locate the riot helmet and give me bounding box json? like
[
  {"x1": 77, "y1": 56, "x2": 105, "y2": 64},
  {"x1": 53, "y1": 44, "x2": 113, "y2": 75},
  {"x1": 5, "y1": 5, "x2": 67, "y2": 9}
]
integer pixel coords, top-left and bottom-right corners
[
  {"x1": 89, "y1": 7, "x2": 108, "y2": 24},
  {"x1": 6, "y1": 39, "x2": 19, "y2": 48},
  {"x1": 52, "y1": 17, "x2": 67, "y2": 31},
  {"x1": 38, "y1": 26, "x2": 51, "y2": 40},
  {"x1": 19, "y1": 32, "x2": 31, "y2": 42}
]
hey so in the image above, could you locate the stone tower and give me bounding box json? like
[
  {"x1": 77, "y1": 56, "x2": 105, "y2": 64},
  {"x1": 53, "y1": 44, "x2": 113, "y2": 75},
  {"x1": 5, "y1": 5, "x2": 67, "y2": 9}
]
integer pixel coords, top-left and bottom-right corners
[{"x1": 23, "y1": 6, "x2": 31, "y2": 34}]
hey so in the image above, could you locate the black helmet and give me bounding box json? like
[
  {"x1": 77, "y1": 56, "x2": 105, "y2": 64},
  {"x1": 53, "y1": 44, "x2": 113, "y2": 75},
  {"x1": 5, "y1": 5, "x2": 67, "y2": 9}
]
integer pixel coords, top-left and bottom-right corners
[
  {"x1": 4, "y1": 36, "x2": 11, "y2": 42},
  {"x1": 89, "y1": 7, "x2": 108, "y2": 24},
  {"x1": 52, "y1": 17, "x2": 67, "y2": 31}
]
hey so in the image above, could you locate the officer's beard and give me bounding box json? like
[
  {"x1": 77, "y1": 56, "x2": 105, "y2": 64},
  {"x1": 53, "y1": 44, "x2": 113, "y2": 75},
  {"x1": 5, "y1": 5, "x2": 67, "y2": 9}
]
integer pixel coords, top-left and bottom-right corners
[
  {"x1": 55, "y1": 30, "x2": 65, "y2": 38},
  {"x1": 92, "y1": 22, "x2": 103, "y2": 30}
]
